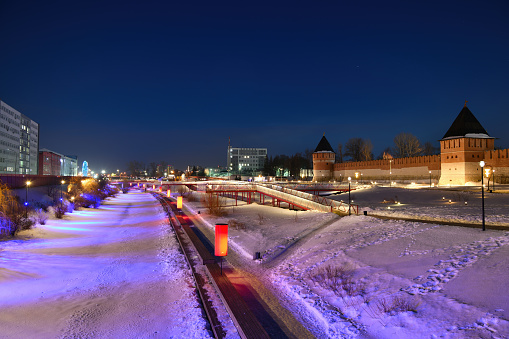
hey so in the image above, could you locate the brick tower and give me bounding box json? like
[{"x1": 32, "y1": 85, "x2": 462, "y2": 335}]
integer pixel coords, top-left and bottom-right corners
[
  {"x1": 313, "y1": 134, "x2": 335, "y2": 181},
  {"x1": 439, "y1": 103, "x2": 494, "y2": 186}
]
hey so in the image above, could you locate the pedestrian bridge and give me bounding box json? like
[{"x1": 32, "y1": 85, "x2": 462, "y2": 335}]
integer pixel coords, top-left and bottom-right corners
[
  {"x1": 197, "y1": 183, "x2": 357, "y2": 215},
  {"x1": 121, "y1": 181, "x2": 358, "y2": 215}
]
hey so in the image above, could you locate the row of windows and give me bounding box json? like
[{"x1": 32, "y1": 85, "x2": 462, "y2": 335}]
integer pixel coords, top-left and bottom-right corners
[
  {"x1": 0, "y1": 139, "x2": 17, "y2": 149},
  {"x1": 0, "y1": 122, "x2": 20, "y2": 135},
  {"x1": 1, "y1": 105, "x2": 20, "y2": 118},
  {"x1": 0, "y1": 114, "x2": 20, "y2": 127},
  {"x1": 0, "y1": 130, "x2": 19, "y2": 142}
]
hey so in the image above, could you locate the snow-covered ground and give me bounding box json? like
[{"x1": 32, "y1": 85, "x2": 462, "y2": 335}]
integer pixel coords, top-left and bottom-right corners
[
  {"x1": 0, "y1": 191, "x2": 215, "y2": 338},
  {"x1": 333, "y1": 184, "x2": 509, "y2": 226},
  {"x1": 2, "y1": 184, "x2": 508, "y2": 338},
  {"x1": 184, "y1": 185, "x2": 509, "y2": 338}
]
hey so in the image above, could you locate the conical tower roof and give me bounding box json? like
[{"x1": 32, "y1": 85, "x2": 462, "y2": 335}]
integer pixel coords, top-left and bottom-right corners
[
  {"x1": 442, "y1": 104, "x2": 491, "y2": 140},
  {"x1": 314, "y1": 135, "x2": 334, "y2": 153}
]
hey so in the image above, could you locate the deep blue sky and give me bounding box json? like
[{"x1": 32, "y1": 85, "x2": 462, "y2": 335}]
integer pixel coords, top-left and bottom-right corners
[{"x1": 1, "y1": 1, "x2": 508, "y2": 172}]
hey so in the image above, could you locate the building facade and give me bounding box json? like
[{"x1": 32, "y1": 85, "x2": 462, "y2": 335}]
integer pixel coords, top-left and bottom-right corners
[
  {"x1": 313, "y1": 104, "x2": 509, "y2": 185},
  {"x1": 38, "y1": 148, "x2": 78, "y2": 176},
  {"x1": 227, "y1": 147, "x2": 267, "y2": 175},
  {"x1": 0, "y1": 100, "x2": 39, "y2": 174}
]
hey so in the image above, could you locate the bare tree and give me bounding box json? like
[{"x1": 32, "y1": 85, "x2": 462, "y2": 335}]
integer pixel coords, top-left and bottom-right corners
[
  {"x1": 337, "y1": 143, "x2": 343, "y2": 163},
  {"x1": 127, "y1": 161, "x2": 145, "y2": 177},
  {"x1": 344, "y1": 138, "x2": 372, "y2": 162},
  {"x1": 422, "y1": 142, "x2": 439, "y2": 156},
  {"x1": 344, "y1": 138, "x2": 363, "y2": 162},
  {"x1": 360, "y1": 139, "x2": 373, "y2": 161},
  {"x1": 393, "y1": 133, "x2": 423, "y2": 158},
  {"x1": 148, "y1": 162, "x2": 158, "y2": 177}
]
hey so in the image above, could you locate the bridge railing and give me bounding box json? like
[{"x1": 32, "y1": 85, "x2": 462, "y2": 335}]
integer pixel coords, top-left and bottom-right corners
[
  {"x1": 189, "y1": 182, "x2": 358, "y2": 215},
  {"x1": 255, "y1": 185, "x2": 335, "y2": 213}
]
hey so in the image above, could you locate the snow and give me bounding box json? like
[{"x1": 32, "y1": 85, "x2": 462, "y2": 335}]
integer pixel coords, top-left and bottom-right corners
[
  {"x1": 183, "y1": 185, "x2": 509, "y2": 338},
  {"x1": 0, "y1": 191, "x2": 214, "y2": 338},
  {"x1": 2, "y1": 184, "x2": 509, "y2": 338}
]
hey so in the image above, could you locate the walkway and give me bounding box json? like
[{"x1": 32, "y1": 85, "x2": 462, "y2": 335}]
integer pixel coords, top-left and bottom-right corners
[{"x1": 367, "y1": 212, "x2": 509, "y2": 231}]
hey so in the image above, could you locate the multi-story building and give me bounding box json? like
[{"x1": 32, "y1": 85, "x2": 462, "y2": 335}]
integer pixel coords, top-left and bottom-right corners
[
  {"x1": 0, "y1": 100, "x2": 39, "y2": 174},
  {"x1": 227, "y1": 147, "x2": 267, "y2": 174},
  {"x1": 38, "y1": 148, "x2": 78, "y2": 176}
]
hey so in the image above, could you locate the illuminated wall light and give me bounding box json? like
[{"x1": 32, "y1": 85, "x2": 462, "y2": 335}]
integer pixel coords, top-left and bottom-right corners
[
  {"x1": 153, "y1": 184, "x2": 156, "y2": 189},
  {"x1": 167, "y1": 189, "x2": 171, "y2": 197},
  {"x1": 215, "y1": 223, "x2": 228, "y2": 256},
  {"x1": 159, "y1": 186, "x2": 162, "y2": 192},
  {"x1": 177, "y1": 196, "x2": 183, "y2": 209}
]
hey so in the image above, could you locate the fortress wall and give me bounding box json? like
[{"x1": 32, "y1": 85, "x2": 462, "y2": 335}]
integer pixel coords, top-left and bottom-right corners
[
  {"x1": 484, "y1": 149, "x2": 509, "y2": 183},
  {"x1": 333, "y1": 155, "x2": 441, "y2": 171},
  {"x1": 331, "y1": 155, "x2": 441, "y2": 181}
]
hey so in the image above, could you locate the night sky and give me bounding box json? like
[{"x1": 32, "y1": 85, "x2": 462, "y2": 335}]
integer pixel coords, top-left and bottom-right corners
[{"x1": 1, "y1": 1, "x2": 508, "y2": 172}]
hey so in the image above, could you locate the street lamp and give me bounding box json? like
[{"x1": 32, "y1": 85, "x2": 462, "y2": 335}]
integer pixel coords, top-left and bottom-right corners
[
  {"x1": 348, "y1": 176, "x2": 352, "y2": 216},
  {"x1": 492, "y1": 170, "x2": 495, "y2": 192},
  {"x1": 429, "y1": 170, "x2": 432, "y2": 188},
  {"x1": 485, "y1": 167, "x2": 491, "y2": 191},
  {"x1": 480, "y1": 161, "x2": 485, "y2": 231},
  {"x1": 389, "y1": 160, "x2": 392, "y2": 187},
  {"x1": 25, "y1": 181, "x2": 31, "y2": 218},
  {"x1": 61, "y1": 180, "x2": 65, "y2": 201}
]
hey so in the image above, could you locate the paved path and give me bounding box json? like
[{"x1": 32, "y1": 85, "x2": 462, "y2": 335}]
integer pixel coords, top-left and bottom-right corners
[{"x1": 368, "y1": 212, "x2": 509, "y2": 230}]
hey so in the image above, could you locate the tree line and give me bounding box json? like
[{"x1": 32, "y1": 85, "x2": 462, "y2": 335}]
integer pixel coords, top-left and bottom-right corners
[
  {"x1": 125, "y1": 132, "x2": 438, "y2": 178},
  {"x1": 126, "y1": 160, "x2": 172, "y2": 177},
  {"x1": 338, "y1": 132, "x2": 439, "y2": 162}
]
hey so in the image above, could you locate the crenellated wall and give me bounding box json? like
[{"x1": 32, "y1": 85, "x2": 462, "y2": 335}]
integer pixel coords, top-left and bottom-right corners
[
  {"x1": 330, "y1": 155, "x2": 441, "y2": 181},
  {"x1": 483, "y1": 149, "x2": 509, "y2": 184}
]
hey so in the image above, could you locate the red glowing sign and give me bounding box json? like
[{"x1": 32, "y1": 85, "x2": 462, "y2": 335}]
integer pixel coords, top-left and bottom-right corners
[{"x1": 215, "y1": 223, "x2": 228, "y2": 256}]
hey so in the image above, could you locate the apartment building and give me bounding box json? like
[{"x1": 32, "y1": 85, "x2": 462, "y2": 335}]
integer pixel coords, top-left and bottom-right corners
[{"x1": 0, "y1": 100, "x2": 39, "y2": 174}]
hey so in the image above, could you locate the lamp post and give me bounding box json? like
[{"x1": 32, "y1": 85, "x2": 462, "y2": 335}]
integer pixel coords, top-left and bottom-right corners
[
  {"x1": 480, "y1": 161, "x2": 485, "y2": 231},
  {"x1": 348, "y1": 176, "x2": 351, "y2": 216},
  {"x1": 61, "y1": 180, "x2": 65, "y2": 201},
  {"x1": 429, "y1": 170, "x2": 432, "y2": 188},
  {"x1": 492, "y1": 170, "x2": 495, "y2": 192},
  {"x1": 389, "y1": 160, "x2": 392, "y2": 187},
  {"x1": 486, "y1": 168, "x2": 490, "y2": 191},
  {"x1": 25, "y1": 181, "x2": 31, "y2": 218}
]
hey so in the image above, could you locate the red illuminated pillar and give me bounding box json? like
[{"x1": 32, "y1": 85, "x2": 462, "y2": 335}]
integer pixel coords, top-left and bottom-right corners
[{"x1": 215, "y1": 223, "x2": 228, "y2": 275}]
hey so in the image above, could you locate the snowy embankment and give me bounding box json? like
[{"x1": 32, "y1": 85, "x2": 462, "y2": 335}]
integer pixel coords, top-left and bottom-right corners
[
  {"x1": 185, "y1": 186, "x2": 509, "y2": 338},
  {"x1": 0, "y1": 191, "x2": 212, "y2": 338},
  {"x1": 335, "y1": 185, "x2": 509, "y2": 226}
]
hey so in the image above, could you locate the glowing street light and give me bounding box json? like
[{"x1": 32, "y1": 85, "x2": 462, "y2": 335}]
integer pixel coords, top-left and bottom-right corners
[
  {"x1": 61, "y1": 180, "x2": 65, "y2": 201},
  {"x1": 429, "y1": 170, "x2": 432, "y2": 188},
  {"x1": 484, "y1": 167, "x2": 491, "y2": 190},
  {"x1": 493, "y1": 169, "x2": 496, "y2": 192},
  {"x1": 25, "y1": 181, "x2": 31, "y2": 218},
  {"x1": 348, "y1": 176, "x2": 352, "y2": 216},
  {"x1": 389, "y1": 160, "x2": 392, "y2": 187},
  {"x1": 480, "y1": 161, "x2": 485, "y2": 231}
]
